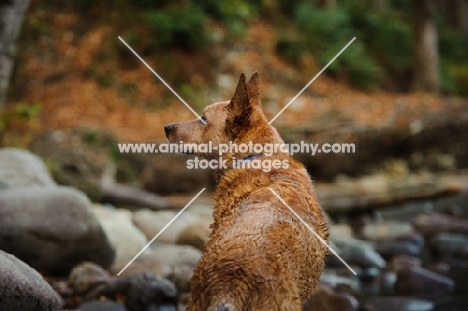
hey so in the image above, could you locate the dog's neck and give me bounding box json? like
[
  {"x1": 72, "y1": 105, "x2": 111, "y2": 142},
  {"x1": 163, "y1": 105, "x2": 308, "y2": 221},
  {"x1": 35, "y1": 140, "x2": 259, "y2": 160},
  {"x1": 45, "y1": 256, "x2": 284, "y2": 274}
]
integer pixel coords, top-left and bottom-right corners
[{"x1": 241, "y1": 154, "x2": 262, "y2": 162}]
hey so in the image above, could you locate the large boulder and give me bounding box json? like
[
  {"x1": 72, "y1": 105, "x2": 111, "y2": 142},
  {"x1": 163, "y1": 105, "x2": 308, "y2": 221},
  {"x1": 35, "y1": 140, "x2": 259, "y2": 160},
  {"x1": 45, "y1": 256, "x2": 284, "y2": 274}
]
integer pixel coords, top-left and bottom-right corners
[
  {"x1": 0, "y1": 147, "x2": 56, "y2": 188},
  {"x1": 0, "y1": 250, "x2": 63, "y2": 311},
  {"x1": 132, "y1": 210, "x2": 200, "y2": 244},
  {"x1": 0, "y1": 186, "x2": 115, "y2": 275},
  {"x1": 93, "y1": 205, "x2": 148, "y2": 270}
]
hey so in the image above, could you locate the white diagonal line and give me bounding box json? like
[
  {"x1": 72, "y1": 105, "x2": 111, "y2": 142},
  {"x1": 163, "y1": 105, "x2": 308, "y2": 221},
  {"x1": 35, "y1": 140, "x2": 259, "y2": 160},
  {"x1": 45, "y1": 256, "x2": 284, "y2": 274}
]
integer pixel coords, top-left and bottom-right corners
[
  {"x1": 117, "y1": 36, "x2": 206, "y2": 124},
  {"x1": 117, "y1": 188, "x2": 206, "y2": 276},
  {"x1": 268, "y1": 37, "x2": 356, "y2": 124},
  {"x1": 268, "y1": 188, "x2": 357, "y2": 275}
]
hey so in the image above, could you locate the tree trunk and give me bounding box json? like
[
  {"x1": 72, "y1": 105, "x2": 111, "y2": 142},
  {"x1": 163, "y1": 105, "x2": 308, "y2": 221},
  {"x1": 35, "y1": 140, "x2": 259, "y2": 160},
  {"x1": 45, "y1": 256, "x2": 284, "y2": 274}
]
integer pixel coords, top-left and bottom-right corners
[
  {"x1": 455, "y1": 0, "x2": 468, "y2": 35},
  {"x1": 412, "y1": 0, "x2": 439, "y2": 93},
  {"x1": 0, "y1": 0, "x2": 31, "y2": 108},
  {"x1": 375, "y1": 0, "x2": 389, "y2": 14},
  {"x1": 317, "y1": 0, "x2": 336, "y2": 10}
]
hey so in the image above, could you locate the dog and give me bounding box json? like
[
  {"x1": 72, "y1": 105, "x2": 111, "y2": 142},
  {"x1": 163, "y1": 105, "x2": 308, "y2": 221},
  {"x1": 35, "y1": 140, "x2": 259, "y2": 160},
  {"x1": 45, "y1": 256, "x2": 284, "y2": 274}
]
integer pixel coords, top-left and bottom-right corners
[{"x1": 164, "y1": 72, "x2": 328, "y2": 310}]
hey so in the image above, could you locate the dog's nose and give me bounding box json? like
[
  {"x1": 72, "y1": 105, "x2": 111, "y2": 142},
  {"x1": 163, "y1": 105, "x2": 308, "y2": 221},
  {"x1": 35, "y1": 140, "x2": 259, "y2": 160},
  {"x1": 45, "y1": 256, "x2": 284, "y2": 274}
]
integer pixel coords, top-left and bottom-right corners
[{"x1": 164, "y1": 123, "x2": 175, "y2": 137}]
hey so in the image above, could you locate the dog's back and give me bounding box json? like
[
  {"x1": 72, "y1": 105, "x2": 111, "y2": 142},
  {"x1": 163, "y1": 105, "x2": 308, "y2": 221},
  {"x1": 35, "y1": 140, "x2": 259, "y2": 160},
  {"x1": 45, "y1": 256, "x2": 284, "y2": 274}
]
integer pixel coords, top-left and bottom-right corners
[{"x1": 165, "y1": 73, "x2": 328, "y2": 310}]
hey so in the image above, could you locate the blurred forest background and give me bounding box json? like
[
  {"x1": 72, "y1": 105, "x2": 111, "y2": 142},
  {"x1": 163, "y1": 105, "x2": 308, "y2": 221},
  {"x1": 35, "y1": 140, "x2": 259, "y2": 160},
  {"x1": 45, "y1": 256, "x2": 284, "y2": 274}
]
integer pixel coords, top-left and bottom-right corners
[{"x1": 1, "y1": 0, "x2": 468, "y2": 197}]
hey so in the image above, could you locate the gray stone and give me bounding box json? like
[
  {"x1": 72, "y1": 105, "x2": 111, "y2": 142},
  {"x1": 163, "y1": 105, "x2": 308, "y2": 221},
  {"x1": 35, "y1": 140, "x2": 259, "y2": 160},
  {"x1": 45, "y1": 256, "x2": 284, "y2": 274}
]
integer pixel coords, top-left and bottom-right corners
[
  {"x1": 68, "y1": 261, "x2": 112, "y2": 295},
  {"x1": 362, "y1": 221, "x2": 415, "y2": 241},
  {"x1": 0, "y1": 250, "x2": 63, "y2": 311},
  {"x1": 132, "y1": 210, "x2": 200, "y2": 244},
  {"x1": 0, "y1": 147, "x2": 56, "y2": 188},
  {"x1": 387, "y1": 255, "x2": 421, "y2": 273},
  {"x1": 376, "y1": 239, "x2": 423, "y2": 258},
  {"x1": 303, "y1": 283, "x2": 358, "y2": 311},
  {"x1": 362, "y1": 296, "x2": 434, "y2": 311},
  {"x1": 319, "y1": 270, "x2": 361, "y2": 296},
  {"x1": 77, "y1": 301, "x2": 127, "y2": 311},
  {"x1": 332, "y1": 238, "x2": 386, "y2": 268},
  {"x1": 88, "y1": 271, "x2": 177, "y2": 311},
  {"x1": 93, "y1": 205, "x2": 148, "y2": 270},
  {"x1": 147, "y1": 244, "x2": 202, "y2": 270},
  {"x1": 0, "y1": 186, "x2": 115, "y2": 274},
  {"x1": 176, "y1": 218, "x2": 212, "y2": 251},
  {"x1": 412, "y1": 212, "x2": 468, "y2": 235},
  {"x1": 395, "y1": 266, "x2": 454, "y2": 298},
  {"x1": 430, "y1": 232, "x2": 468, "y2": 256}
]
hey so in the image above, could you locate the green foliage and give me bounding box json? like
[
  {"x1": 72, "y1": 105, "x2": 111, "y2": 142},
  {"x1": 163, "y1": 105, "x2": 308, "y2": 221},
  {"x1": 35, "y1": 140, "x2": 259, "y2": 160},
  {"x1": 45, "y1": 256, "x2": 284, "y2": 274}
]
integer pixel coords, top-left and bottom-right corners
[
  {"x1": 287, "y1": 3, "x2": 380, "y2": 89},
  {"x1": 0, "y1": 102, "x2": 41, "y2": 147},
  {"x1": 439, "y1": 28, "x2": 468, "y2": 95},
  {"x1": 199, "y1": 0, "x2": 256, "y2": 22},
  {"x1": 145, "y1": 4, "x2": 207, "y2": 50}
]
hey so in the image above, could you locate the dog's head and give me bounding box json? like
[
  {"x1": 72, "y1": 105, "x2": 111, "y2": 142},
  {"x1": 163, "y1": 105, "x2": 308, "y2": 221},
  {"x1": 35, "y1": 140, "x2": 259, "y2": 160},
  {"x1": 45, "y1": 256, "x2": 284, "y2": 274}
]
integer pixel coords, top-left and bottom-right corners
[{"x1": 165, "y1": 72, "x2": 283, "y2": 159}]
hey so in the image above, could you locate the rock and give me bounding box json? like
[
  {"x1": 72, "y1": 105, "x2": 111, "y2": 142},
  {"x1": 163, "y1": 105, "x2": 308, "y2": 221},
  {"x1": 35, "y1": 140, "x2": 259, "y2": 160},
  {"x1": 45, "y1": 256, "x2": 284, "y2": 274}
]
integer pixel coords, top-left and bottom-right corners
[
  {"x1": 332, "y1": 238, "x2": 386, "y2": 268},
  {"x1": 132, "y1": 210, "x2": 200, "y2": 244},
  {"x1": 146, "y1": 244, "x2": 202, "y2": 270},
  {"x1": 29, "y1": 130, "x2": 126, "y2": 202},
  {"x1": 0, "y1": 147, "x2": 56, "y2": 188},
  {"x1": 430, "y1": 232, "x2": 468, "y2": 256},
  {"x1": 329, "y1": 224, "x2": 353, "y2": 239},
  {"x1": 76, "y1": 301, "x2": 127, "y2": 311},
  {"x1": 394, "y1": 266, "x2": 454, "y2": 298},
  {"x1": 0, "y1": 250, "x2": 63, "y2": 311},
  {"x1": 113, "y1": 244, "x2": 201, "y2": 278},
  {"x1": 376, "y1": 238, "x2": 423, "y2": 258},
  {"x1": 68, "y1": 261, "x2": 112, "y2": 295},
  {"x1": 303, "y1": 283, "x2": 358, "y2": 311},
  {"x1": 93, "y1": 205, "x2": 148, "y2": 270},
  {"x1": 0, "y1": 186, "x2": 115, "y2": 274},
  {"x1": 319, "y1": 270, "x2": 361, "y2": 296},
  {"x1": 455, "y1": 244, "x2": 468, "y2": 260},
  {"x1": 362, "y1": 221, "x2": 415, "y2": 241},
  {"x1": 87, "y1": 271, "x2": 177, "y2": 311},
  {"x1": 362, "y1": 296, "x2": 434, "y2": 311},
  {"x1": 112, "y1": 252, "x2": 171, "y2": 278},
  {"x1": 167, "y1": 265, "x2": 194, "y2": 294},
  {"x1": 387, "y1": 255, "x2": 421, "y2": 273},
  {"x1": 176, "y1": 218, "x2": 212, "y2": 251},
  {"x1": 412, "y1": 212, "x2": 468, "y2": 236},
  {"x1": 379, "y1": 271, "x2": 397, "y2": 295},
  {"x1": 187, "y1": 203, "x2": 214, "y2": 221},
  {"x1": 425, "y1": 261, "x2": 451, "y2": 275}
]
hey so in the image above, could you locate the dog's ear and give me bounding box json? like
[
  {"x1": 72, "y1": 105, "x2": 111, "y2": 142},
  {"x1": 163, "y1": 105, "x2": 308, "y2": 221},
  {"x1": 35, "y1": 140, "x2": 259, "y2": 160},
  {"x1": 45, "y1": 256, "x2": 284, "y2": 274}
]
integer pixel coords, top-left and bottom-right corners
[
  {"x1": 247, "y1": 71, "x2": 261, "y2": 107},
  {"x1": 228, "y1": 73, "x2": 248, "y2": 115},
  {"x1": 227, "y1": 73, "x2": 251, "y2": 137}
]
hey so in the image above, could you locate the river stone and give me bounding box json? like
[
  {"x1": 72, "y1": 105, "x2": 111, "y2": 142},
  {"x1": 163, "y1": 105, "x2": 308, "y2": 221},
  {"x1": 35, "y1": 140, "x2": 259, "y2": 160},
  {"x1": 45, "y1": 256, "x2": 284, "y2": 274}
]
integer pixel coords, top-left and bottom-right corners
[
  {"x1": 362, "y1": 296, "x2": 434, "y2": 311},
  {"x1": 412, "y1": 212, "x2": 468, "y2": 235},
  {"x1": 132, "y1": 210, "x2": 200, "y2": 244},
  {"x1": 68, "y1": 261, "x2": 112, "y2": 295},
  {"x1": 0, "y1": 147, "x2": 56, "y2": 188},
  {"x1": 332, "y1": 237, "x2": 386, "y2": 268},
  {"x1": 304, "y1": 283, "x2": 358, "y2": 311},
  {"x1": 0, "y1": 186, "x2": 115, "y2": 274},
  {"x1": 395, "y1": 266, "x2": 454, "y2": 298},
  {"x1": 77, "y1": 301, "x2": 127, "y2": 311},
  {"x1": 93, "y1": 205, "x2": 148, "y2": 270},
  {"x1": 176, "y1": 218, "x2": 212, "y2": 251},
  {"x1": 0, "y1": 250, "x2": 63, "y2": 310},
  {"x1": 362, "y1": 221, "x2": 415, "y2": 241},
  {"x1": 88, "y1": 271, "x2": 177, "y2": 311},
  {"x1": 430, "y1": 232, "x2": 468, "y2": 256}
]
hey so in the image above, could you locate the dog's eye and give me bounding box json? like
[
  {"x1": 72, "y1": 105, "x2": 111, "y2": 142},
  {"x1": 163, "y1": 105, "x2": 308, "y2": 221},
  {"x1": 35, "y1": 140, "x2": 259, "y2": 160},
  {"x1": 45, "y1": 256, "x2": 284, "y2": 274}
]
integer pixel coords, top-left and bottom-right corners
[{"x1": 201, "y1": 115, "x2": 207, "y2": 123}]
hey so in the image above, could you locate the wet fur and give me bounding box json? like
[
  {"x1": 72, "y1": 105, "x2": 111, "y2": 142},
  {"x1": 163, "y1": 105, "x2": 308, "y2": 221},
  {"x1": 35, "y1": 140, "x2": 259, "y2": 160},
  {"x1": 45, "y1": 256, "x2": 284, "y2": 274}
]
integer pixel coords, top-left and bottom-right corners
[{"x1": 165, "y1": 73, "x2": 328, "y2": 310}]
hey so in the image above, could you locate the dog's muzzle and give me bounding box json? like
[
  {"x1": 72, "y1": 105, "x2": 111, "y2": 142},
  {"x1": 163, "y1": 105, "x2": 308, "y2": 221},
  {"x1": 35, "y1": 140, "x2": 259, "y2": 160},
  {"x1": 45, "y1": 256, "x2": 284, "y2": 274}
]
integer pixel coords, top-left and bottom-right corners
[{"x1": 164, "y1": 123, "x2": 176, "y2": 138}]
